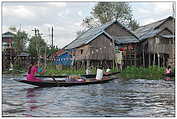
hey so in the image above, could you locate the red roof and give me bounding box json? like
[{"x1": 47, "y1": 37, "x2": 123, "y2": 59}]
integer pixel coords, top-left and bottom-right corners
[{"x1": 52, "y1": 49, "x2": 65, "y2": 57}]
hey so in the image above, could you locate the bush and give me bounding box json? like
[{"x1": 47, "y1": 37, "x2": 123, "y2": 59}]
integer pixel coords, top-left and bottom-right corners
[{"x1": 120, "y1": 66, "x2": 165, "y2": 80}]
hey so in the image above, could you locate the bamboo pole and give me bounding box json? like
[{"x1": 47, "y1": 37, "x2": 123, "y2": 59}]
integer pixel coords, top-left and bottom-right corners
[
  {"x1": 112, "y1": 39, "x2": 115, "y2": 69},
  {"x1": 148, "y1": 53, "x2": 151, "y2": 67},
  {"x1": 153, "y1": 53, "x2": 156, "y2": 66},
  {"x1": 163, "y1": 55, "x2": 165, "y2": 67},
  {"x1": 157, "y1": 53, "x2": 160, "y2": 67},
  {"x1": 44, "y1": 45, "x2": 47, "y2": 68},
  {"x1": 142, "y1": 49, "x2": 145, "y2": 67}
]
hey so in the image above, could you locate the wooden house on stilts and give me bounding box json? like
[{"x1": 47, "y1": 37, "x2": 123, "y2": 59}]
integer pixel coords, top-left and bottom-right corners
[
  {"x1": 64, "y1": 20, "x2": 139, "y2": 69},
  {"x1": 134, "y1": 16, "x2": 175, "y2": 67}
]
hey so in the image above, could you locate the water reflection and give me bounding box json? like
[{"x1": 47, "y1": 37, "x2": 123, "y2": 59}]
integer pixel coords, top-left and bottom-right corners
[
  {"x1": 2, "y1": 76, "x2": 175, "y2": 117},
  {"x1": 26, "y1": 87, "x2": 42, "y2": 111}
]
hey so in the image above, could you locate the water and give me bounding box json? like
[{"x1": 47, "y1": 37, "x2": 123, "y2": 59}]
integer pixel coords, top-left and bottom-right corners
[{"x1": 2, "y1": 75, "x2": 175, "y2": 117}]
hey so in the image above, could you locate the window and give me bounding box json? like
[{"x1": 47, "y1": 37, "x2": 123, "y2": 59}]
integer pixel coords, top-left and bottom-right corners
[{"x1": 81, "y1": 49, "x2": 83, "y2": 54}]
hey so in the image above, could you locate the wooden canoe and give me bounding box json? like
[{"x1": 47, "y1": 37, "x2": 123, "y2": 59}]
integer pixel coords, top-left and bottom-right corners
[
  {"x1": 14, "y1": 76, "x2": 117, "y2": 87},
  {"x1": 23, "y1": 72, "x2": 120, "y2": 78}
]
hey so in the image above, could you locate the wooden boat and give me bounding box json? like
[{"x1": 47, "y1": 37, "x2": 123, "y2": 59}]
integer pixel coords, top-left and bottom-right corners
[
  {"x1": 14, "y1": 72, "x2": 119, "y2": 87},
  {"x1": 23, "y1": 72, "x2": 119, "y2": 78},
  {"x1": 14, "y1": 76, "x2": 117, "y2": 87}
]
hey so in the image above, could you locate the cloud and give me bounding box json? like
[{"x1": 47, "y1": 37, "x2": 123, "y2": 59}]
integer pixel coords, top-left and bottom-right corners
[
  {"x1": 47, "y1": 2, "x2": 67, "y2": 8},
  {"x1": 3, "y1": 5, "x2": 36, "y2": 19},
  {"x1": 153, "y1": 2, "x2": 172, "y2": 12},
  {"x1": 3, "y1": 2, "x2": 172, "y2": 48},
  {"x1": 78, "y1": 11, "x2": 83, "y2": 17},
  {"x1": 130, "y1": 2, "x2": 172, "y2": 26},
  {"x1": 143, "y1": 18, "x2": 156, "y2": 25}
]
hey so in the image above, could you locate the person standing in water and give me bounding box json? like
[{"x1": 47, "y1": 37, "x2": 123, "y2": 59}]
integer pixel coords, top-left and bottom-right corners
[
  {"x1": 165, "y1": 66, "x2": 172, "y2": 76},
  {"x1": 164, "y1": 65, "x2": 173, "y2": 81},
  {"x1": 26, "y1": 62, "x2": 44, "y2": 82}
]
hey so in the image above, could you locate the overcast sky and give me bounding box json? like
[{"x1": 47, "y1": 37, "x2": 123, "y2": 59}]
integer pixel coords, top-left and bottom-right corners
[{"x1": 2, "y1": 1, "x2": 174, "y2": 48}]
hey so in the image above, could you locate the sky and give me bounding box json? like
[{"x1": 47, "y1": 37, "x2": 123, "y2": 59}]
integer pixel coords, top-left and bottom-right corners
[{"x1": 2, "y1": 1, "x2": 175, "y2": 48}]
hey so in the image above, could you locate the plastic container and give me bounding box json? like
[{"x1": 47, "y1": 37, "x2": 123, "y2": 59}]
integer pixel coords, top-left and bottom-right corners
[
  {"x1": 96, "y1": 69, "x2": 103, "y2": 80},
  {"x1": 106, "y1": 69, "x2": 111, "y2": 72}
]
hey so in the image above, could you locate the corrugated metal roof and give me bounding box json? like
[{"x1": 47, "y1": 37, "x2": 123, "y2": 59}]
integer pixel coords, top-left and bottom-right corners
[
  {"x1": 160, "y1": 34, "x2": 175, "y2": 39},
  {"x1": 2, "y1": 32, "x2": 15, "y2": 38},
  {"x1": 64, "y1": 21, "x2": 113, "y2": 49},
  {"x1": 139, "y1": 29, "x2": 162, "y2": 40},
  {"x1": 17, "y1": 52, "x2": 30, "y2": 57},
  {"x1": 64, "y1": 20, "x2": 139, "y2": 49},
  {"x1": 133, "y1": 16, "x2": 174, "y2": 41},
  {"x1": 113, "y1": 36, "x2": 139, "y2": 44}
]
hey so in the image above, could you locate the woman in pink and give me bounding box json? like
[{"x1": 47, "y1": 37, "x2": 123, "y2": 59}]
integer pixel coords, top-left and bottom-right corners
[
  {"x1": 165, "y1": 66, "x2": 172, "y2": 74},
  {"x1": 27, "y1": 62, "x2": 42, "y2": 82}
]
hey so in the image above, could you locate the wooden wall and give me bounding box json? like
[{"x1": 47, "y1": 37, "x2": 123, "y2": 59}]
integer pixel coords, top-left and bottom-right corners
[
  {"x1": 74, "y1": 33, "x2": 114, "y2": 61},
  {"x1": 74, "y1": 45, "x2": 90, "y2": 60},
  {"x1": 89, "y1": 34, "x2": 114, "y2": 60},
  {"x1": 105, "y1": 23, "x2": 133, "y2": 37},
  {"x1": 147, "y1": 29, "x2": 174, "y2": 55},
  {"x1": 156, "y1": 18, "x2": 175, "y2": 34}
]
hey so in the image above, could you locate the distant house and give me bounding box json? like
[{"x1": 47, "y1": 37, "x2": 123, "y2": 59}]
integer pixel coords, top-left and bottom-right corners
[
  {"x1": 51, "y1": 49, "x2": 74, "y2": 69},
  {"x1": 64, "y1": 20, "x2": 139, "y2": 69},
  {"x1": 2, "y1": 32, "x2": 15, "y2": 50},
  {"x1": 134, "y1": 16, "x2": 175, "y2": 67}
]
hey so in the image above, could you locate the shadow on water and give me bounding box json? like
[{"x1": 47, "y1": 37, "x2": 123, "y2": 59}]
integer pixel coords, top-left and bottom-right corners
[{"x1": 2, "y1": 75, "x2": 175, "y2": 117}]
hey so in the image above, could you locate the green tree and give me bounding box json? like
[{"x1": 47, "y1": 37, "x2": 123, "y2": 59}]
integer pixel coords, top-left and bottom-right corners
[
  {"x1": 128, "y1": 18, "x2": 139, "y2": 31},
  {"x1": 9, "y1": 26, "x2": 17, "y2": 32},
  {"x1": 13, "y1": 30, "x2": 29, "y2": 54},
  {"x1": 47, "y1": 45, "x2": 59, "y2": 57},
  {"x1": 82, "y1": 2, "x2": 139, "y2": 30},
  {"x1": 27, "y1": 35, "x2": 47, "y2": 57}
]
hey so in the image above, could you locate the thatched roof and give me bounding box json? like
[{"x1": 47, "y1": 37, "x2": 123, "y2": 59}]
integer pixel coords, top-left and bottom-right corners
[
  {"x1": 64, "y1": 20, "x2": 139, "y2": 49},
  {"x1": 134, "y1": 16, "x2": 174, "y2": 41}
]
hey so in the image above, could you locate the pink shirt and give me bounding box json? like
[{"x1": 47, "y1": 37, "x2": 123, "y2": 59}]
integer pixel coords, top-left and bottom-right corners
[
  {"x1": 165, "y1": 68, "x2": 172, "y2": 74},
  {"x1": 27, "y1": 66, "x2": 42, "y2": 82}
]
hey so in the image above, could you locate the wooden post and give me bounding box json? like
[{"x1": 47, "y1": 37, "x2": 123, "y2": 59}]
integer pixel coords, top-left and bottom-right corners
[
  {"x1": 153, "y1": 53, "x2": 156, "y2": 66},
  {"x1": 134, "y1": 52, "x2": 137, "y2": 66},
  {"x1": 148, "y1": 53, "x2": 151, "y2": 67},
  {"x1": 112, "y1": 39, "x2": 115, "y2": 70},
  {"x1": 86, "y1": 60, "x2": 90, "y2": 68},
  {"x1": 157, "y1": 53, "x2": 160, "y2": 67},
  {"x1": 142, "y1": 49, "x2": 145, "y2": 67},
  {"x1": 163, "y1": 55, "x2": 165, "y2": 67}
]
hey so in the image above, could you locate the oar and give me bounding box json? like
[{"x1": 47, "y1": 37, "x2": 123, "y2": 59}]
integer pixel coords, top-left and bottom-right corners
[
  {"x1": 104, "y1": 72, "x2": 120, "y2": 76},
  {"x1": 51, "y1": 76, "x2": 59, "y2": 86},
  {"x1": 23, "y1": 75, "x2": 68, "y2": 78}
]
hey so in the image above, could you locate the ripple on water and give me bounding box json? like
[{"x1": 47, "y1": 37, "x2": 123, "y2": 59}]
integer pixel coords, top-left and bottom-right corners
[{"x1": 2, "y1": 76, "x2": 175, "y2": 117}]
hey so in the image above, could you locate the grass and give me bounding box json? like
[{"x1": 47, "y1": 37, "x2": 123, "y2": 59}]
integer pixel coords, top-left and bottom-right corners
[
  {"x1": 3, "y1": 63, "x2": 169, "y2": 81},
  {"x1": 44, "y1": 65, "x2": 85, "y2": 76},
  {"x1": 120, "y1": 66, "x2": 165, "y2": 80},
  {"x1": 44, "y1": 65, "x2": 120, "y2": 76},
  {"x1": 3, "y1": 64, "x2": 26, "y2": 75}
]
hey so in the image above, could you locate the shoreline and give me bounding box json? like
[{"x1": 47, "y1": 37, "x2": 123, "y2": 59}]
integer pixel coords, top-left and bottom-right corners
[{"x1": 2, "y1": 66, "x2": 174, "y2": 80}]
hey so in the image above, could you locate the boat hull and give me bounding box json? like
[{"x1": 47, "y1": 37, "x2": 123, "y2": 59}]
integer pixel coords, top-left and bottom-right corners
[{"x1": 14, "y1": 77, "x2": 117, "y2": 87}]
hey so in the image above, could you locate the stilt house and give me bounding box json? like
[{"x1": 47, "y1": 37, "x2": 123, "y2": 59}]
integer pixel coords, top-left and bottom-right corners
[
  {"x1": 134, "y1": 16, "x2": 175, "y2": 67},
  {"x1": 64, "y1": 20, "x2": 139, "y2": 69}
]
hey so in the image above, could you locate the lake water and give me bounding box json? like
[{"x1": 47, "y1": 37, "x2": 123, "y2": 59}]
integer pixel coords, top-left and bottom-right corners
[{"x1": 2, "y1": 75, "x2": 175, "y2": 117}]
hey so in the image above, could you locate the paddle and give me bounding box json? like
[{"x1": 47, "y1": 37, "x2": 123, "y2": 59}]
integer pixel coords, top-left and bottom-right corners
[
  {"x1": 23, "y1": 75, "x2": 68, "y2": 78},
  {"x1": 104, "y1": 72, "x2": 120, "y2": 76},
  {"x1": 51, "y1": 76, "x2": 59, "y2": 86}
]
